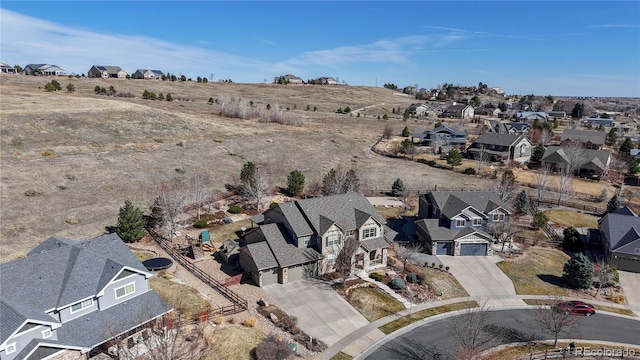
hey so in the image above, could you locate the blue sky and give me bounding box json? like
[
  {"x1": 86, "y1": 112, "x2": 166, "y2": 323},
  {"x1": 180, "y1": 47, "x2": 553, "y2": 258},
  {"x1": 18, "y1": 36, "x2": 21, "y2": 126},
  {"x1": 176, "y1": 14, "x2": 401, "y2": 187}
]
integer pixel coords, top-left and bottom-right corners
[{"x1": 1, "y1": 1, "x2": 639, "y2": 97}]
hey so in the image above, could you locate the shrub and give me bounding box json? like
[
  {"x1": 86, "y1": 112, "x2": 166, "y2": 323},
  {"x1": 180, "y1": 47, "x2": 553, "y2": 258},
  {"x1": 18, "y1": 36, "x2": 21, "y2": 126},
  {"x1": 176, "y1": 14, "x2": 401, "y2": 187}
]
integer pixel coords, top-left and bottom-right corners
[
  {"x1": 417, "y1": 273, "x2": 426, "y2": 285},
  {"x1": 389, "y1": 278, "x2": 406, "y2": 290},
  {"x1": 431, "y1": 262, "x2": 436, "y2": 268},
  {"x1": 255, "y1": 334, "x2": 293, "y2": 360},
  {"x1": 193, "y1": 219, "x2": 208, "y2": 228},
  {"x1": 406, "y1": 273, "x2": 418, "y2": 283},
  {"x1": 243, "y1": 316, "x2": 257, "y2": 328},
  {"x1": 438, "y1": 264, "x2": 444, "y2": 270},
  {"x1": 369, "y1": 273, "x2": 384, "y2": 281},
  {"x1": 213, "y1": 316, "x2": 223, "y2": 325},
  {"x1": 228, "y1": 205, "x2": 243, "y2": 214},
  {"x1": 387, "y1": 258, "x2": 396, "y2": 267},
  {"x1": 463, "y1": 167, "x2": 477, "y2": 175},
  {"x1": 269, "y1": 202, "x2": 279, "y2": 209},
  {"x1": 445, "y1": 266, "x2": 450, "y2": 271},
  {"x1": 279, "y1": 315, "x2": 298, "y2": 333},
  {"x1": 563, "y1": 227, "x2": 584, "y2": 252},
  {"x1": 532, "y1": 213, "x2": 549, "y2": 230}
]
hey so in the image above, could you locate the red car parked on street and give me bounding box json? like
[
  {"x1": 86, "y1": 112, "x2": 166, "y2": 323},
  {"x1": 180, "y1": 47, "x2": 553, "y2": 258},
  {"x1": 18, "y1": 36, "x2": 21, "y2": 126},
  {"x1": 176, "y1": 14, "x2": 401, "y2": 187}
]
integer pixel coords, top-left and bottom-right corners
[{"x1": 555, "y1": 301, "x2": 596, "y2": 316}]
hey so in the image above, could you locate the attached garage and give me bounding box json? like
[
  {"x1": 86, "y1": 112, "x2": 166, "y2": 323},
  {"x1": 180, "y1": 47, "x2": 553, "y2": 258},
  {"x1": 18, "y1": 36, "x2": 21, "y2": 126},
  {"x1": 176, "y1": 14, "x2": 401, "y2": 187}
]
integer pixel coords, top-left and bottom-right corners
[
  {"x1": 260, "y1": 268, "x2": 278, "y2": 286},
  {"x1": 459, "y1": 243, "x2": 488, "y2": 256},
  {"x1": 612, "y1": 255, "x2": 640, "y2": 273},
  {"x1": 436, "y1": 242, "x2": 452, "y2": 255}
]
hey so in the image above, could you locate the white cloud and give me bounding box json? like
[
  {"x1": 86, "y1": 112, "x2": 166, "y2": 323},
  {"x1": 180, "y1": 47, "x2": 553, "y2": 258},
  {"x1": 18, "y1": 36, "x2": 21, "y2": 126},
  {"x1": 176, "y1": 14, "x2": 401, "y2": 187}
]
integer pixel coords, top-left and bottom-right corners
[
  {"x1": 590, "y1": 24, "x2": 640, "y2": 29},
  {"x1": 0, "y1": 9, "x2": 280, "y2": 80}
]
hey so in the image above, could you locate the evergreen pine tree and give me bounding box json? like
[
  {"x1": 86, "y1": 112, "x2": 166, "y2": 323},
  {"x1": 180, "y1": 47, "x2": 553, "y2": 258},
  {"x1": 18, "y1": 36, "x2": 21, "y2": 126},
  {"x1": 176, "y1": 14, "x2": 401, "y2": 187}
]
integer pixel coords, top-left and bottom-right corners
[
  {"x1": 286, "y1": 170, "x2": 305, "y2": 196},
  {"x1": 391, "y1": 178, "x2": 405, "y2": 196},
  {"x1": 115, "y1": 200, "x2": 146, "y2": 243},
  {"x1": 516, "y1": 190, "x2": 531, "y2": 215},
  {"x1": 606, "y1": 195, "x2": 621, "y2": 214},
  {"x1": 562, "y1": 253, "x2": 593, "y2": 289}
]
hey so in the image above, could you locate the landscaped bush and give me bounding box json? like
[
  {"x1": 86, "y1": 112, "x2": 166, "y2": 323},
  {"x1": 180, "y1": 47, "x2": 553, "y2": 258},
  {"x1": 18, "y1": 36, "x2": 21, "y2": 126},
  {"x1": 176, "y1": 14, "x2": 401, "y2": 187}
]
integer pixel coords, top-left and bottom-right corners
[
  {"x1": 463, "y1": 167, "x2": 477, "y2": 175},
  {"x1": 193, "y1": 219, "x2": 208, "y2": 228},
  {"x1": 369, "y1": 273, "x2": 384, "y2": 281},
  {"x1": 228, "y1": 205, "x2": 243, "y2": 214},
  {"x1": 389, "y1": 278, "x2": 406, "y2": 290},
  {"x1": 243, "y1": 316, "x2": 257, "y2": 328},
  {"x1": 417, "y1": 159, "x2": 437, "y2": 167},
  {"x1": 406, "y1": 273, "x2": 418, "y2": 283},
  {"x1": 563, "y1": 227, "x2": 584, "y2": 252},
  {"x1": 255, "y1": 334, "x2": 293, "y2": 360},
  {"x1": 387, "y1": 257, "x2": 396, "y2": 267}
]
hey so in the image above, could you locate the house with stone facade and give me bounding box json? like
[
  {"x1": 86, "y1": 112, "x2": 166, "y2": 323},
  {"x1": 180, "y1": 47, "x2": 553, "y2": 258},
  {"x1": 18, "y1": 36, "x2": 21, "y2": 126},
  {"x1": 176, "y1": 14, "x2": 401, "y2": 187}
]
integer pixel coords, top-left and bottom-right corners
[
  {"x1": 239, "y1": 193, "x2": 392, "y2": 287},
  {"x1": 0, "y1": 234, "x2": 172, "y2": 360},
  {"x1": 415, "y1": 191, "x2": 510, "y2": 256}
]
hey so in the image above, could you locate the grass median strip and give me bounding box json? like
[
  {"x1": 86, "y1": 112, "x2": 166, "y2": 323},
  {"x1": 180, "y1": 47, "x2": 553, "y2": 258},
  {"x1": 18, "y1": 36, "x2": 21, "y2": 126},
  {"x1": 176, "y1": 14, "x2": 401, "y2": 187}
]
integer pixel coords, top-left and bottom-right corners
[
  {"x1": 378, "y1": 301, "x2": 478, "y2": 334},
  {"x1": 522, "y1": 299, "x2": 636, "y2": 317}
]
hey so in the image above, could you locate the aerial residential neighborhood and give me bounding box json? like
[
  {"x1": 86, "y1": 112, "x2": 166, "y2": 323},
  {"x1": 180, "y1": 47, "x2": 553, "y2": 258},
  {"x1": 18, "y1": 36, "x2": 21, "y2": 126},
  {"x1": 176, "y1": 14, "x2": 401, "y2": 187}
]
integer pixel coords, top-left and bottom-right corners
[{"x1": 1, "y1": 2, "x2": 639, "y2": 360}]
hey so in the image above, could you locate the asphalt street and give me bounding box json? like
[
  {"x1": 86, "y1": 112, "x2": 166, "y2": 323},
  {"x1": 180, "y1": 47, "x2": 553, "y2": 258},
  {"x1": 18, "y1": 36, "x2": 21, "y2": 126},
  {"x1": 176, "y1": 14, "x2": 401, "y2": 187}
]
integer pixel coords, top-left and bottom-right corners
[{"x1": 363, "y1": 309, "x2": 640, "y2": 360}]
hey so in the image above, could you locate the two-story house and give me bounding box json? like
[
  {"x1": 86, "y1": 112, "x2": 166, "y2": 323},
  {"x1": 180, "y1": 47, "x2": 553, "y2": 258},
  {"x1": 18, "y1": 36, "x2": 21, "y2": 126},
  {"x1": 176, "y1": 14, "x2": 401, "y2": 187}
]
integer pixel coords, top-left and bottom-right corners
[
  {"x1": 415, "y1": 191, "x2": 511, "y2": 256},
  {"x1": 87, "y1": 65, "x2": 128, "y2": 79},
  {"x1": 239, "y1": 193, "x2": 391, "y2": 287},
  {"x1": 0, "y1": 234, "x2": 172, "y2": 360},
  {"x1": 466, "y1": 133, "x2": 532, "y2": 163},
  {"x1": 441, "y1": 104, "x2": 474, "y2": 119}
]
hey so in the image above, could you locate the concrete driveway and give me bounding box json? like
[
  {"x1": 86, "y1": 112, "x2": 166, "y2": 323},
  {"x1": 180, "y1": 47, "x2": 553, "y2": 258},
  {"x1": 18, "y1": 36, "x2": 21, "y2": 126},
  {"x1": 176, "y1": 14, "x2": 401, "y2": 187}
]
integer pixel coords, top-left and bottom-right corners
[
  {"x1": 438, "y1": 255, "x2": 524, "y2": 306},
  {"x1": 265, "y1": 280, "x2": 369, "y2": 347},
  {"x1": 618, "y1": 270, "x2": 640, "y2": 316}
]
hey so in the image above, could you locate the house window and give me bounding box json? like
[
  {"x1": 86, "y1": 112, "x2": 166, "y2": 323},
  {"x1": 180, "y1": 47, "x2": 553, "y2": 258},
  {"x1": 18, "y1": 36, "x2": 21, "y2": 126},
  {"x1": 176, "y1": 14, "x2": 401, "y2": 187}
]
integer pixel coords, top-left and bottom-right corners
[
  {"x1": 455, "y1": 219, "x2": 466, "y2": 227},
  {"x1": 635, "y1": 248, "x2": 640, "y2": 255},
  {"x1": 345, "y1": 230, "x2": 355, "y2": 237},
  {"x1": 326, "y1": 233, "x2": 341, "y2": 247},
  {"x1": 42, "y1": 329, "x2": 52, "y2": 338},
  {"x1": 70, "y1": 299, "x2": 93, "y2": 313},
  {"x1": 472, "y1": 218, "x2": 482, "y2": 226},
  {"x1": 492, "y1": 214, "x2": 505, "y2": 222},
  {"x1": 115, "y1": 282, "x2": 135, "y2": 299},
  {"x1": 362, "y1": 227, "x2": 377, "y2": 239},
  {"x1": 327, "y1": 254, "x2": 336, "y2": 265},
  {"x1": 6, "y1": 343, "x2": 16, "y2": 354}
]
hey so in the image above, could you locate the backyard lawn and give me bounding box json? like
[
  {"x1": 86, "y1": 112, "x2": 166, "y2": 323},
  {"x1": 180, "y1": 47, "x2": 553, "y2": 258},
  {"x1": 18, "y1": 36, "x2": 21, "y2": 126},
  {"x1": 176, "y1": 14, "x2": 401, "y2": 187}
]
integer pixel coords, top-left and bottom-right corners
[
  {"x1": 347, "y1": 287, "x2": 406, "y2": 321},
  {"x1": 209, "y1": 218, "x2": 253, "y2": 244},
  {"x1": 542, "y1": 209, "x2": 599, "y2": 229},
  {"x1": 496, "y1": 248, "x2": 570, "y2": 296},
  {"x1": 150, "y1": 275, "x2": 212, "y2": 318}
]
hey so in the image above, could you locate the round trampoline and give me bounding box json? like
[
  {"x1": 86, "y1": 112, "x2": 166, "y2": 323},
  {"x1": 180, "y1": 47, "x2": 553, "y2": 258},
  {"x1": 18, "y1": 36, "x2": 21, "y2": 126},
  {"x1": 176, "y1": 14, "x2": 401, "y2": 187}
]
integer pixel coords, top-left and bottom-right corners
[{"x1": 142, "y1": 257, "x2": 173, "y2": 271}]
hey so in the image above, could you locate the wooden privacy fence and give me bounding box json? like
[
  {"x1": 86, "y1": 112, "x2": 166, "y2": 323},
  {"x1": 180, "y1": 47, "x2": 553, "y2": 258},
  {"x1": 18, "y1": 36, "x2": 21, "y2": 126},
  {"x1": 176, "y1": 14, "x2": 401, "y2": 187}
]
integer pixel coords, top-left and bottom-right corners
[{"x1": 152, "y1": 233, "x2": 248, "y2": 316}]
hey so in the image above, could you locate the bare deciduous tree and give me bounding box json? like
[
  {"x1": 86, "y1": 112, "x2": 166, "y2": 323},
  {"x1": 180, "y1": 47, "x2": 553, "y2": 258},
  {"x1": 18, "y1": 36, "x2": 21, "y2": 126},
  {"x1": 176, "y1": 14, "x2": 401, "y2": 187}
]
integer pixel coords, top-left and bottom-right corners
[
  {"x1": 448, "y1": 302, "x2": 494, "y2": 359},
  {"x1": 190, "y1": 170, "x2": 211, "y2": 220},
  {"x1": 475, "y1": 147, "x2": 490, "y2": 172},
  {"x1": 334, "y1": 237, "x2": 361, "y2": 279},
  {"x1": 556, "y1": 164, "x2": 574, "y2": 203},
  {"x1": 240, "y1": 166, "x2": 270, "y2": 211},
  {"x1": 394, "y1": 243, "x2": 423, "y2": 273},
  {"x1": 533, "y1": 299, "x2": 582, "y2": 346},
  {"x1": 492, "y1": 169, "x2": 517, "y2": 207},
  {"x1": 322, "y1": 166, "x2": 362, "y2": 196},
  {"x1": 382, "y1": 124, "x2": 393, "y2": 141},
  {"x1": 154, "y1": 177, "x2": 188, "y2": 241},
  {"x1": 593, "y1": 261, "x2": 618, "y2": 297},
  {"x1": 487, "y1": 221, "x2": 517, "y2": 252},
  {"x1": 108, "y1": 313, "x2": 210, "y2": 360},
  {"x1": 535, "y1": 164, "x2": 551, "y2": 203}
]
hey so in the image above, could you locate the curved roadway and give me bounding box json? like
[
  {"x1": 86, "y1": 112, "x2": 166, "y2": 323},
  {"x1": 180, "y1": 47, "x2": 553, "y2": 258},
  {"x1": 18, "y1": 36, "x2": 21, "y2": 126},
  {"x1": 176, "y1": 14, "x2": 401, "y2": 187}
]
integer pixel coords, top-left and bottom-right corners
[{"x1": 362, "y1": 309, "x2": 640, "y2": 360}]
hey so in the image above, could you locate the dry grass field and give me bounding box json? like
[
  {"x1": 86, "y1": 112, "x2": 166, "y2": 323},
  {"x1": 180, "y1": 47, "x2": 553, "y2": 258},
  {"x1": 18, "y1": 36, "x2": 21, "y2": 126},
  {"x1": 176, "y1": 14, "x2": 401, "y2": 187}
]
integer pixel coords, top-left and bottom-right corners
[{"x1": 0, "y1": 75, "x2": 491, "y2": 260}]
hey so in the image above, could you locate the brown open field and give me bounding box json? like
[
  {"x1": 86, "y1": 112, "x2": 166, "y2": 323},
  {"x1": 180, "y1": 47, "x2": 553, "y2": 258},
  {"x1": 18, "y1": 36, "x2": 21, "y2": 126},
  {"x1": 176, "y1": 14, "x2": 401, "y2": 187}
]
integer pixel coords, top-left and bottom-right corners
[{"x1": 0, "y1": 75, "x2": 490, "y2": 260}]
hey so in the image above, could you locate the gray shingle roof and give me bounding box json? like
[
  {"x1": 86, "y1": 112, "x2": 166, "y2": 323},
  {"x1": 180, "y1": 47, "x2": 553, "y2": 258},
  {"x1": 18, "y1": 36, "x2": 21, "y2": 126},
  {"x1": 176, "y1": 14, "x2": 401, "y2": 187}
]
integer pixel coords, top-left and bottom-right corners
[
  {"x1": 429, "y1": 125, "x2": 466, "y2": 137},
  {"x1": 599, "y1": 212, "x2": 640, "y2": 255},
  {"x1": 472, "y1": 133, "x2": 526, "y2": 147},
  {"x1": 275, "y1": 202, "x2": 314, "y2": 236},
  {"x1": 56, "y1": 290, "x2": 171, "y2": 350},
  {"x1": 360, "y1": 237, "x2": 390, "y2": 252},
  {"x1": 416, "y1": 218, "x2": 457, "y2": 241},
  {"x1": 0, "y1": 234, "x2": 154, "y2": 344},
  {"x1": 261, "y1": 223, "x2": 321, "y2": 267},
  {"x1": 561, "y1": 129, "x2": 606, "y2": 145},
  {"x1": 427, "y1": 191, "x2": 508, "y2": 219},
  {"x1": 542, "y1": 146, "x2": 611, "y2": 171},
  {"x1": 295, "y1": 193, "x2": 385, "y2": 235},
  {"x1": 245, "y1": 242, "x2": 278, "y2": 270}
]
